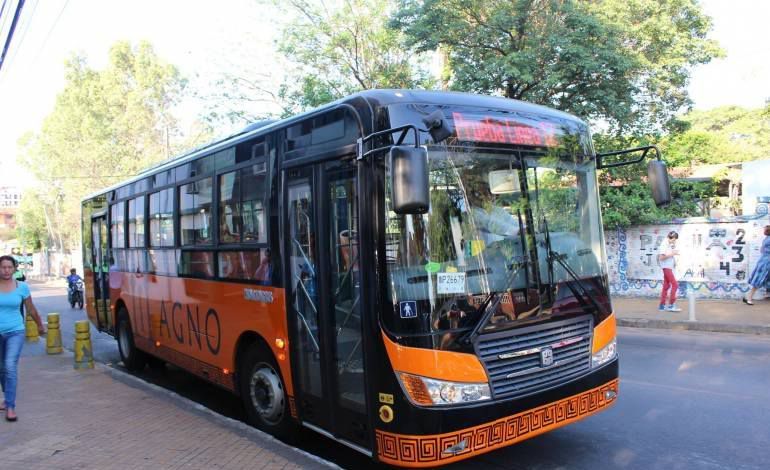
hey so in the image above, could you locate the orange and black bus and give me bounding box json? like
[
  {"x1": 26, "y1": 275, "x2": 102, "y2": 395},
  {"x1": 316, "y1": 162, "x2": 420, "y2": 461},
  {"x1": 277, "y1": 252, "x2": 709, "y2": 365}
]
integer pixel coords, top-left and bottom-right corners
[{"x1": 81, "y1": 90, "x2": 669, "y2": 466}]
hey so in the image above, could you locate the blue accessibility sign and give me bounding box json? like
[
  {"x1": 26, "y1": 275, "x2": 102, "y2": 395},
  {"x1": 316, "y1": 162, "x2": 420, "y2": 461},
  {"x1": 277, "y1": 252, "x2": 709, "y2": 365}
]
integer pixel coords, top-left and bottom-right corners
[{"x1": 399, "y1": 301, "x2": 417, "y2": 319}]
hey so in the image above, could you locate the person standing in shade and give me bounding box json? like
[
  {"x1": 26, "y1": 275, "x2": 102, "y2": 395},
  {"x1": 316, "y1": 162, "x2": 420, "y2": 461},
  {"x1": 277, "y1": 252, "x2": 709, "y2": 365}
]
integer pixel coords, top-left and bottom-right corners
[
  {"x1": 658, "y1": 231, "x2": 682, "y2": 312},
  {"x1": 0, "y1": 255, "x2": 46, "y2": 422},
  {"x1": 743, "y1": 225, "x2": 770, "y2": 306}
]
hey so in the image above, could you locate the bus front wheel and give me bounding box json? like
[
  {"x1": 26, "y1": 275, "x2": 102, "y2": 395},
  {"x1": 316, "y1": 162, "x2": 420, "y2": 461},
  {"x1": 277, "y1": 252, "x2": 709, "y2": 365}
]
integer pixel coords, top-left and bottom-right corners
[
  {"x1": 239, "y1": 343, "x2": 295, "y2": 440},
  {"x1": 117, "y1": 308, "x2": 147, "y2": 372}
]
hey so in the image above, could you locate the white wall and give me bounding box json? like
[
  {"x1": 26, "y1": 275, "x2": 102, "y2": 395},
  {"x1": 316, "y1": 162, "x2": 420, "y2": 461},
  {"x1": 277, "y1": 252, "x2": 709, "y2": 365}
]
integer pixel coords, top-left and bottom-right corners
[{"x1": 606, "y1": 217, "x2": 770, "y2": 299}]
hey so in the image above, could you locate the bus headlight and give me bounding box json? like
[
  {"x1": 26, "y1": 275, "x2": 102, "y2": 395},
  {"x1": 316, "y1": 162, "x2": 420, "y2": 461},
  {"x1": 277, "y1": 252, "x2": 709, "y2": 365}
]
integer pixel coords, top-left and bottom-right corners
[
  {"x1": 398, "y1": 372, "x2": 491, "y2": 406},
  {"x1": 591, "y1": 337, "x2": 617, "y2": 368}
]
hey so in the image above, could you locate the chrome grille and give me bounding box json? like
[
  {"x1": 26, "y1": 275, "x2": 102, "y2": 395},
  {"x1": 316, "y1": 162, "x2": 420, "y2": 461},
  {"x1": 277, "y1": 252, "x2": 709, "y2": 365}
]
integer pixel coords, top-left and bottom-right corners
[{"x1": 476, "y1": 315, "x2": 593, "y2": 399}]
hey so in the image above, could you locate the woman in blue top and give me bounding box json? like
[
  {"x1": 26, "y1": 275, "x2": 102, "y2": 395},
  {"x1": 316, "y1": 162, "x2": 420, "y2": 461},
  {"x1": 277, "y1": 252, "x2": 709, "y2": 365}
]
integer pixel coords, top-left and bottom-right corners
[
  {"x1": 743, "y1": 225, "x2": 770, "y2": 306},
  {"x1": 0, "y1": 255, "x2": 46, "y2": 421}
]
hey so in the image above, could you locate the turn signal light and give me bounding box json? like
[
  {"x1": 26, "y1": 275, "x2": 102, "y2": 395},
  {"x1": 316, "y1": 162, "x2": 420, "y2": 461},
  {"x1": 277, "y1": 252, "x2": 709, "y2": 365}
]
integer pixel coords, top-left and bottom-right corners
[
  {"x1": 398, "y1": 372, "x2": 492, "y2": 407},
  {"x1": 399, "y1": 373, "x2": 433, "y2": 406},
  {"x1": 275, "y1": 338, "x2": 286, "y2": 349}
]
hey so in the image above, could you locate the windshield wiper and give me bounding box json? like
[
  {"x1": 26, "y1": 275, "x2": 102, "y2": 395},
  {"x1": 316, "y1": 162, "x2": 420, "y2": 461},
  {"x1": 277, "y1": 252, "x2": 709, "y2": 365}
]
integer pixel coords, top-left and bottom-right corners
[
  {"x1": 461, "y1": 292, "x2": 503, "y2": 345},
  {"x1": 540, "y1": 215, "x2": 604, "y2": 315},
  {"x1": 547, "y1": 248, "x2": 605, "y2": 315}
]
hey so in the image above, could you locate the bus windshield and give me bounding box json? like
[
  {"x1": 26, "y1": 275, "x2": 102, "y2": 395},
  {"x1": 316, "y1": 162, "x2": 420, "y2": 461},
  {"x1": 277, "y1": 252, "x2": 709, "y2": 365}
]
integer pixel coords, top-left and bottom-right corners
[{"x1": 384, "y1": 145, "x2": 610, "y2": 350}]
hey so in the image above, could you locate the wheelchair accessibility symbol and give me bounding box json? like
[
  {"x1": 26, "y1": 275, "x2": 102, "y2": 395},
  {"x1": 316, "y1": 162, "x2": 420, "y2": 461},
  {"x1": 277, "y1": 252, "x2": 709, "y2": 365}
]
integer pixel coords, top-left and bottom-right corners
[{"x1": 399, "y1": 301, "x2": 417, "y2": 319}]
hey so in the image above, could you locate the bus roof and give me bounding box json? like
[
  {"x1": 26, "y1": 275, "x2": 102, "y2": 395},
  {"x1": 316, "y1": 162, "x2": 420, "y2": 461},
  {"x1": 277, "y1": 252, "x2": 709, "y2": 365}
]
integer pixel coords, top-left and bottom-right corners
[{"x1": 82, "y1": 90, "x2": 587, "y2": 201}]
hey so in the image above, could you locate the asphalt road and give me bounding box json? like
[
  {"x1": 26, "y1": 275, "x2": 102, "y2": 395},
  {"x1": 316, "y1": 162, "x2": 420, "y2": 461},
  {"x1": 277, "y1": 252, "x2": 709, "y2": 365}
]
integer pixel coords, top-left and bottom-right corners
[{"x1": 29, "y1": 282, "x2": 770, "y2": 469}]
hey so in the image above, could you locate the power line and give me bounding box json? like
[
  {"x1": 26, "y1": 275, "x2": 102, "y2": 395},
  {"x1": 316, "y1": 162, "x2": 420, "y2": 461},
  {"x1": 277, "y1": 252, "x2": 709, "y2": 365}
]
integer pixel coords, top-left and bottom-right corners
[
  {"x1": 0, "y1": 0, "x2": 25, "y2": 73},
  {"x1": 31, "y1": 0, "x2": 67, "y2": 66}
]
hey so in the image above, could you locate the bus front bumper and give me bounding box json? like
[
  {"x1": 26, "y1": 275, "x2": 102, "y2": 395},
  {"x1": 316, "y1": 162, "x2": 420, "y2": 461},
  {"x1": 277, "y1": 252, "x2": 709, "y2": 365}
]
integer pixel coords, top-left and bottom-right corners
[{"x1": 375, "y1": 360, "x2": 619, "y2": 467}]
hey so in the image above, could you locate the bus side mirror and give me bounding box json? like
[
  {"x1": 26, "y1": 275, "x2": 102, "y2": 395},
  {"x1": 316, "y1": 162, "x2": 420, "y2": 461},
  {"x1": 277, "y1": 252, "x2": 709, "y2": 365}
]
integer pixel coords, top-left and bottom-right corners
[
  {"x1": 390, "y1": 146, "x2": 429, "y2": 214},
  {"x1": 648, "y1": 160, "x2": 671, "y2": 207}
]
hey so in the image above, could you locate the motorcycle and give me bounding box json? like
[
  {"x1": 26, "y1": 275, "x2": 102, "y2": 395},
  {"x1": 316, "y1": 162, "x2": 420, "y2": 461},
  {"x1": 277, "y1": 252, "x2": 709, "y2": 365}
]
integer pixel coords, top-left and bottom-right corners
[{"x1": 69, "y1": 279, "x2": 85, "y2": 309}]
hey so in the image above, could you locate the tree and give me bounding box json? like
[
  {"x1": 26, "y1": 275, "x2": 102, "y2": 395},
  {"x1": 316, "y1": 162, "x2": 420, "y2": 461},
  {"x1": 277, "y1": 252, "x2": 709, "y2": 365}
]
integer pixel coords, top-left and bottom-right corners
[
  {"x1": 275, "y1": 0, "x2": 433, "y2": 114},
  {"x1": 393, "y1": 0, "x2": 722, "y2": 134},
  {"x1": 18, "y1": 41, "x2": 186, "y2": 251},
  {"x1": 670, "y1": 106, "x2": 770, "y2": 162},
  {"x1": 592, "y1": 132, "x2": 720, "y2": 228}
]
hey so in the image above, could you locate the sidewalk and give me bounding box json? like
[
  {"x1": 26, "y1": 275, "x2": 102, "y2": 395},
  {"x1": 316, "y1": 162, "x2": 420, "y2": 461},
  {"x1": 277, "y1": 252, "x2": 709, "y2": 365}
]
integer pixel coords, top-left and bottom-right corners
[
  {"x1": 613, "y1": 296, "x2": 770, "y2": 335},
  {"x1": 1, "y1": 341, "x2": 335, "y2": 470}
]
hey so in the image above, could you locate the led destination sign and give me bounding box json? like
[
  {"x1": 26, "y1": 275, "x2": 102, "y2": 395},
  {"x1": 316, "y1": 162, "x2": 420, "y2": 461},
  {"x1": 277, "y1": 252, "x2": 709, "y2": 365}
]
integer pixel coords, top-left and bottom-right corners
[{"x1": 451, "y1": 112, "x2": 562, "y2": 147}]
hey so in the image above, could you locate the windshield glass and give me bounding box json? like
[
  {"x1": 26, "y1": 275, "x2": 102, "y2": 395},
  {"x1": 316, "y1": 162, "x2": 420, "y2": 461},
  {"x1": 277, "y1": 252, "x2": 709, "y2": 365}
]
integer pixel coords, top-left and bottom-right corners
[{"x1": 383, "y1": 146, "x2": 610, "y2": 350}]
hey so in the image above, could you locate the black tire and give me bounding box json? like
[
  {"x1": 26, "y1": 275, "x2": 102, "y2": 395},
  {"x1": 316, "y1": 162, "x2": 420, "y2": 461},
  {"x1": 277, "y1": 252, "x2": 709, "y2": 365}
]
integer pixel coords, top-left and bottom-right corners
[
  {"x1": 77, "y1": 299, "x2": 84, "y2": 309},
  {"x1": 239, "y1": 343, "x2": 296, "y2": 440},
  {"x1": 116, "y1": 308, "x2": 147, "y2": 372},
  {"x1": 70, "y1": 301, "x2": 76, "y2": 308}
]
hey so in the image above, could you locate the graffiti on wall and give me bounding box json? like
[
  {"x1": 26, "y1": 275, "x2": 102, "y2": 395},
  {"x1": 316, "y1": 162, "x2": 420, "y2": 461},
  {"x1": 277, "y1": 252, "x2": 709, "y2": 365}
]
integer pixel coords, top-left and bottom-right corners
[{"x1": 606, "y1": 218, "x2": 769, "y2": 299}]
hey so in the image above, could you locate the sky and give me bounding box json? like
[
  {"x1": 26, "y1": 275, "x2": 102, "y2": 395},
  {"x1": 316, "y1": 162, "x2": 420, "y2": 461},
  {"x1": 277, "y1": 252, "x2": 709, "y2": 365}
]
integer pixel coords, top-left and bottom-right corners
[{"x1": 0, "y1": 0, "x2": 769, "y2": 186}]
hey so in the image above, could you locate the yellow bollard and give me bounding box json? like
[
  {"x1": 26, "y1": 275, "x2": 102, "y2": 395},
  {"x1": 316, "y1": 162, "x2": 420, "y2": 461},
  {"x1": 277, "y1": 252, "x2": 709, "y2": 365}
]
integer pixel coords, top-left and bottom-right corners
[
  {"x1": 46, "y1": 313, "x2": 63, "y2": 354},
  {"x1": 73, "y1": 320, "x2": 94, "y2": 370},
  {"x1": 25, "y1": 313, "x2": 39, "y2": 342}
]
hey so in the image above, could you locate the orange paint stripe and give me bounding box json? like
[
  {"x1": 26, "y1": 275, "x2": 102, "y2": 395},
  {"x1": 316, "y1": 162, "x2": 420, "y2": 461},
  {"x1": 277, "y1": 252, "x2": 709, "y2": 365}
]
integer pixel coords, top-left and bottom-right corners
[
  {"x1": 382, "y1": 331, "x2": 488, "y2": 383},
  {"x1": 376, "y1": 378, "x2": 619, "y2": 467},
  {"x1": 592, "y1": 313, "x2": 616, "y2": 353}
]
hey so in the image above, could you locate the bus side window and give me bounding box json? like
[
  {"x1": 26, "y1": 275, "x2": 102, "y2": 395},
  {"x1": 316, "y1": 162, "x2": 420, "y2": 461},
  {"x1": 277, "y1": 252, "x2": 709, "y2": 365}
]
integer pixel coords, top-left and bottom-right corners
[
  {"x1": 217, "y1": 249, "x2": 270, "y2": 285},
  {"x1": 254, "y1": 249, "x2": 271, "y2": 285},
  {"x1": 180, "y1": 251, "x2": 214, "y2": 279}
]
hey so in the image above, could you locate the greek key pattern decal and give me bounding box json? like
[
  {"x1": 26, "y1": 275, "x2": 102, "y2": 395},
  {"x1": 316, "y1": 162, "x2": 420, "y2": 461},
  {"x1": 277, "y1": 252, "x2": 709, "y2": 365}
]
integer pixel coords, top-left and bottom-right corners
[{"x1": 376, "y1": 379, "x2": 618, "y2": 466}]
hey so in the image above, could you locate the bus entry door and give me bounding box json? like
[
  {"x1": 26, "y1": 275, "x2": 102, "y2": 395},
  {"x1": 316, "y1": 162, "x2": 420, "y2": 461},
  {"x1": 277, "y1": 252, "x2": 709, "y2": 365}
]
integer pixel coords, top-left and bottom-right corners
[
  {"x1": 90, "y1": 214, "x2": 111, "y2": 332},
  {"x1": 285, "y1": 160, "x2": 368, "y2": 449}
]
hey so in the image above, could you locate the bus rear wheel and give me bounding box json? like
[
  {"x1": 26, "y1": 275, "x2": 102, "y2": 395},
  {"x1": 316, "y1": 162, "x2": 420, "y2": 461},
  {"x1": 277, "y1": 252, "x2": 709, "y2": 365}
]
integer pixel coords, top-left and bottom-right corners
[
  {"x1": 117, "y1": 308, "x2": 147, "y2": 372},
  {"x1": 239, "y1": 343, "x2": 295, "y2": 440}
]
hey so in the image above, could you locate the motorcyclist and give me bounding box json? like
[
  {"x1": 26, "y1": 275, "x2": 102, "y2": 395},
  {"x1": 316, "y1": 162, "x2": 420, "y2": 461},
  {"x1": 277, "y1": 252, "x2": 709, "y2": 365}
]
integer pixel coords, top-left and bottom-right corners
[
  {"x1": 67, "y1": 268, "x2": 83, "y2": 304},
  {"x1": 13, "y1": 267, "x2": 26, "y2": 282}
]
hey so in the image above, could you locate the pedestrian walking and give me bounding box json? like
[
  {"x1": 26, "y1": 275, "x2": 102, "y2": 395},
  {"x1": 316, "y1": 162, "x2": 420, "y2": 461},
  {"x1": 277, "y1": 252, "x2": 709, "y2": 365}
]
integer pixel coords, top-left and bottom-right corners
[
  {"x1": 658, "y1": 231, "x2": 682, "y2": 312},
  {"x1": 0, "y1": 254, "x2": 46, "y2": 421},
  {"x1": 743, "y1": 225, "x2": 770, "y2": 306}
]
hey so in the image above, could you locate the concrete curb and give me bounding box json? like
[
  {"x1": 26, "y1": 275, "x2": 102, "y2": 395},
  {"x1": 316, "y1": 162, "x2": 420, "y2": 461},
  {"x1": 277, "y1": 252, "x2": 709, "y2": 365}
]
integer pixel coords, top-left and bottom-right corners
[{"x1": 617, "y1": 318, "x2": 770, "y2": 336}]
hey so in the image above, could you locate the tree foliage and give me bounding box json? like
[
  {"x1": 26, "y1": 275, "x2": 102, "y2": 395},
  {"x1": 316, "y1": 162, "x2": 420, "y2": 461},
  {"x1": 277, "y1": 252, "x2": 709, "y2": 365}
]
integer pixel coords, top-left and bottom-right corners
[
  {"x1": 593, "y1": 132, "x2": 720, "y2": 228},
  {"x1": 661, "y1": 106, "x2": 770, "y2": 165},
  {"x1": 275, "y1": 0, "x2": 433, "y2": 114},
  {"x1": 17, "y1": 41, "x2": 186, "y2": 251},
  {"x1": 393, "y1": 0, "x2": 722, "y2": 133}
]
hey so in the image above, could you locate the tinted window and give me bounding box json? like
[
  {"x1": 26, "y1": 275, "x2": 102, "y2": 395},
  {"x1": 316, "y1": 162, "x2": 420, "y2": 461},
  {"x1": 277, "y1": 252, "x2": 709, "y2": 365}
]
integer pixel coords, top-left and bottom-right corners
[
  {"x1": 214, "y1": 147, "x2": 236, "y2": 170},
  {"x1": 218, "y1": 248, "x2": 271, "y2": 284},
  {"x1": 116, "y1": 185, "x2": 131, "y2": 199},
  {"x1": 219, "y1": 163, "x2": 267, "y2": 244},
  {"x1": 127, "y1": 196, "x2": 145, "y2": 248},
  {"x1": 110, "y1": 202, "x2": 125, "y2": 249},
  {"x1": 286, "y1": 108, "x2": 358, "y2": 158},
  {"x1": 150, "y1": 189, "x2": 174, "y2": 247},
  {"x1": 126, "y1": 250, "x2": 146, "y2": 273},
  {"x1": 153, "y1": 169, "x2": 174, "y2": 188},
  {"x1": 179, "y1": 250, "x2": 214, "y2": 278},
  {"x1": 191, "y1": 155, "x2": 215, "y2": 177},
  {"x1": 148, "y1": 249, "x2": 178, "y2": 275},
  {"x1": 179, "y1": 177, "x2": 213, "y2": 246}
]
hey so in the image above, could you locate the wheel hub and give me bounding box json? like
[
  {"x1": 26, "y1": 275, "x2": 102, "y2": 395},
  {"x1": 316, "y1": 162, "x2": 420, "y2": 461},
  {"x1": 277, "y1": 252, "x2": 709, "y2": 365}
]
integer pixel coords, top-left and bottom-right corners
[{"x1": 249, "y1": 366, "x2": 284, "y2": 424}]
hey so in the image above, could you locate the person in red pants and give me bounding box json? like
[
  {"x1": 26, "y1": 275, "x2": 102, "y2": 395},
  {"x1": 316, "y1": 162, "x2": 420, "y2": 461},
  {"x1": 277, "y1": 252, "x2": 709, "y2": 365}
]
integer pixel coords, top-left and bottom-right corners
[{"x1": 658, "y1": 231, "x2": 681, "y2": 312}]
